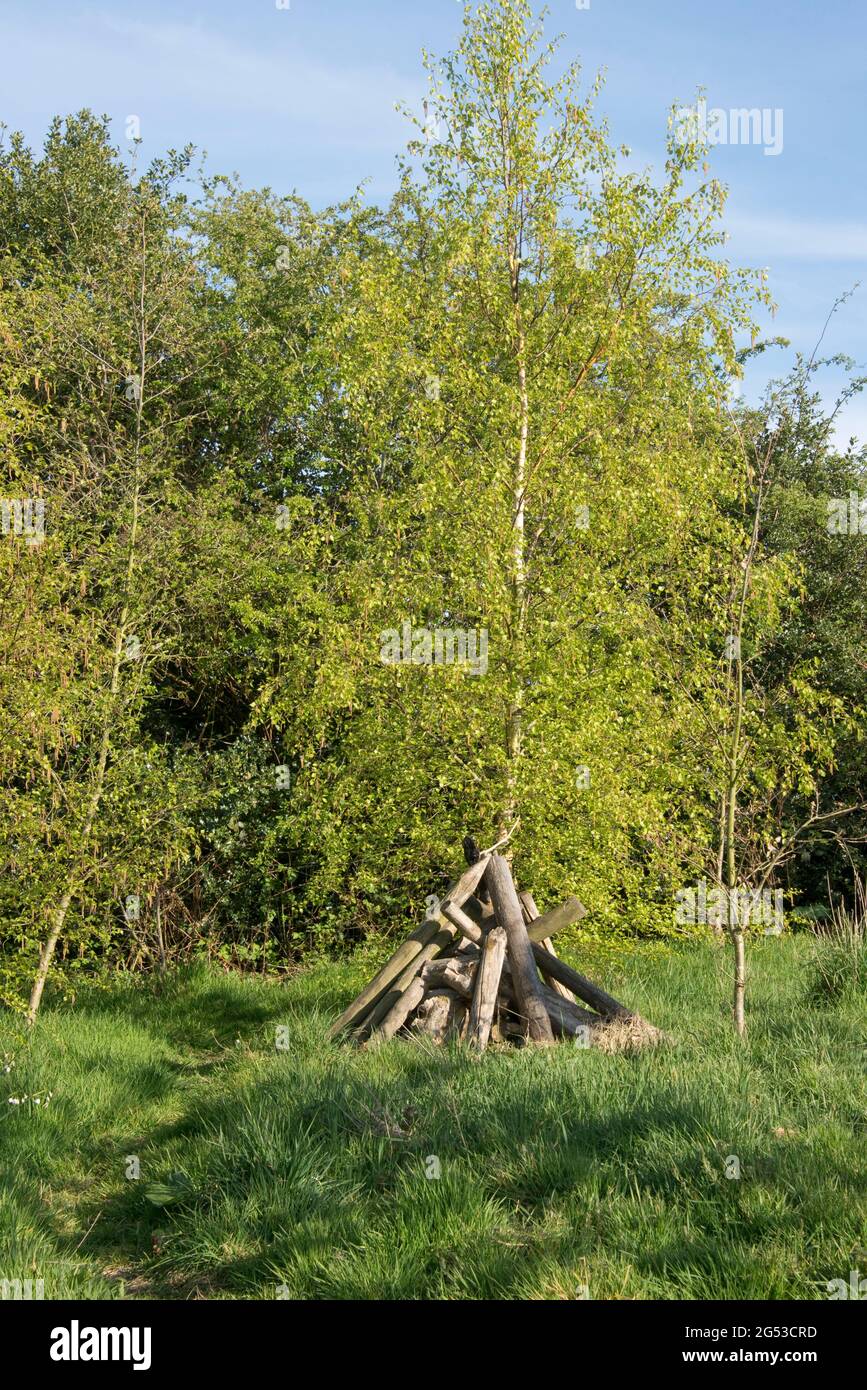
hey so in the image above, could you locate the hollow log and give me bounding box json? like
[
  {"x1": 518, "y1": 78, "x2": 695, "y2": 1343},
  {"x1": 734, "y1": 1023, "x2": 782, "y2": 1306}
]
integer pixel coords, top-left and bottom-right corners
[{"x1": 486, "y1": 855, "x2": 554, "y2": 1044}]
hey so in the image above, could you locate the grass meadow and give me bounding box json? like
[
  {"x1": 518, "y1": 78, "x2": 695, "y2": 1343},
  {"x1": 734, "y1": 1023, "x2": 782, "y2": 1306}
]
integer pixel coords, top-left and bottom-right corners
[{"x1": 1, "y1": 934, "x2": 865, "y2": 1300}]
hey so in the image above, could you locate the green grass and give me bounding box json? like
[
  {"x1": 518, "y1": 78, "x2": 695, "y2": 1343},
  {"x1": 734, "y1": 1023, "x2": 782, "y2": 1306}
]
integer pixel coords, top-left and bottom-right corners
[{"x1": 1, "y1": 935, "x2": 865, "y2": 1300}]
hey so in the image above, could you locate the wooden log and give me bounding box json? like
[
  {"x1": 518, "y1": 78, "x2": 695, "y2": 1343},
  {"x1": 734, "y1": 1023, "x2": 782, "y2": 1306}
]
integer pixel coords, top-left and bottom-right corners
[
  {"x1": 443, "y1": 895, "x2": 654, "y2": 1035},
  {"x1": 539, "y1": 981, "x2": 665, "y2": 1049},
  {"x1": 463, "y1": 835, "x2": 491, "y2": 905},
  {"x1": 537, "y1": 982, "x2": 603, "y2": 1036},
  {"x1": 518, "y1": 889, "x2": 539, "y2": 922},
  {"x1": 373, "y1": 974, "x2": 427, "y2": 1042},
  {"x1": 442, "y1": 900, "x2": 484, "y2": 945},
  {"x1": 360, "y1": 921, "x2": 457, "y2": 1038},
  {"x1": 529, "y1": 944, "x2": 638, "y2": 1023},
  {"x1": 538, "y1": 937, "x2": 580, "y2": 1009},
  {"x1": 440, "y1": 855, "x2": 491, "y2": 913},
  {"x1": 462, "y1": 894, "x2": 494, "y2": 926},
  {"x1": 519, "y1": 891, "x2": 574, "y2": 1002},
  {"x1": 328, "y1": 914, "x2": 446, "y2": 1037},
  {"x1": 446, "y1": 895, "x2": 586, "y2": 952},
  {"x1": 331, "y1": 855, "x2": 488, "y2": 1039},
  {"x1": 415, "y1": 990, "x2": 465, "y2": 1043},
  {"x1": 526, "y1": 896, "x2": 587, "y2": 943},
  {"x1": 486, "y1": 855, "x2": 554, "y2": 1044},
  {"x1": 422, "y1": 956, "x2": 476, "y2": 999},
  {"x1": 468, "y1": 920, "x2": 508, "y2": 1051}
]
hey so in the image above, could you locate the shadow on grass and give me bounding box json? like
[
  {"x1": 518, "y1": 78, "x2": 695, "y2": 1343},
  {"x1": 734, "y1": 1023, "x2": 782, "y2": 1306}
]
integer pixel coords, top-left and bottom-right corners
[
  {"x1": 59, "y1": 965, "x2": 296, "y2": 1050},
  {"x1": 8, "y1": 950, "x2": 863, "y2": 1300}
]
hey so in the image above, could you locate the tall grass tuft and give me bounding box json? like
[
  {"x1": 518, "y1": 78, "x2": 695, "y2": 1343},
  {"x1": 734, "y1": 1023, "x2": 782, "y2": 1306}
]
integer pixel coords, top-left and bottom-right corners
[{"x1": 810, "y1": 875, "x2": 867, "y2": 1003}]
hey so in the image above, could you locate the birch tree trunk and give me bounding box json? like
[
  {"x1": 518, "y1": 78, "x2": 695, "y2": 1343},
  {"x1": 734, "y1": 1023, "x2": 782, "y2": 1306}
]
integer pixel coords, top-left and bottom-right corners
[{"x1": 721, "y1": 444, "x2": 769, "y2": 1039}]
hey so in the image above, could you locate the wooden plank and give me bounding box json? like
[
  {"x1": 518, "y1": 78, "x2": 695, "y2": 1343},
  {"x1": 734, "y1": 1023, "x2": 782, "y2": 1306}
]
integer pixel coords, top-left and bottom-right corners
[{"x1": 486, "y1": 855, "x2": 554, "y2": 1044}]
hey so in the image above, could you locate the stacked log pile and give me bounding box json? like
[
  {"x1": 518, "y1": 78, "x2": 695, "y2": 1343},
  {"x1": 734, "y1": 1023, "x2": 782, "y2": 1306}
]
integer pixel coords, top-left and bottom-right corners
[{"x1": 329, "y1": 842, "x2": 665, "y2": 1053}]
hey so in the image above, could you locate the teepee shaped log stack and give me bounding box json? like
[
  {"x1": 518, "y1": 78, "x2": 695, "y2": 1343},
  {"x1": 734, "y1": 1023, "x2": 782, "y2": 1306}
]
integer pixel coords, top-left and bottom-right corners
[{"x1": 329, "y1": 842, "x2": 665, "y2": 1053}]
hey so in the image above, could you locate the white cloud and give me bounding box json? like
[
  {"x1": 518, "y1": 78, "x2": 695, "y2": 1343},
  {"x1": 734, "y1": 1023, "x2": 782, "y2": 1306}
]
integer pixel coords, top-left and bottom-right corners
[{"x1": 3, "y1": 9, "x2": 420, "y2": 154}]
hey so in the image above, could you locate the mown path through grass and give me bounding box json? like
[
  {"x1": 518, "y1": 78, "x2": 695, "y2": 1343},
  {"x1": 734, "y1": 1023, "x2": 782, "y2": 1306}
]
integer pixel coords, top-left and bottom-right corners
[{"x1": 1, "y1": 937, "x2": 865, "y2": 1299}]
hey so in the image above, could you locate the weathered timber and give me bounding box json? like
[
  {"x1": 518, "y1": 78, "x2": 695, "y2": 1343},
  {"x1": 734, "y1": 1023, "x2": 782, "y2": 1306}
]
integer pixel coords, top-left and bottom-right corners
[
  {"x1": 330, "y1": 855, "x2": 487, "y2": 1038},
  {"x1": 462, "y1": 894, "x2": 494, "y2": 926},
  {"x1": 468, "y1": 920, "x2": 508, "y2": 1050},
  {"x1": 529, "y1": 944, "x2": 640, "y2": 1023},
  {"x1": 442, "y1": 900, "x2": 484, "y2": 945},
  {"x1": 415, "y1": 989, "x2": 465, "y2": 1043},
  {"x1": 328, "y1": 914, "x2": 446, "y2": 1037},
  {"x1": 518, "y1": 889, "x2": 539, "y2": 922},
  {"x1": 441, "y1": 855, "x2": 491, "y2": 912},
  {"x1": 486, "y1": 855, "x2": 554, "y2": 1044},
  {"x1": 526, "y1": 896, "x2": 587, "y2": 943},
  {"x1": 422, "y1": 956, "x2": 477, "y2": 999},
  {"x1": 463, "y1": 835, "x2": 491, "y2": 904},
  {"x1": 519, "y1": 890, "x2": 575, "y2": 1002},
  {"x1": 373, "y1": 975, "x2": 427, "y2": 1042},
  {"x1": 360, "y1": 921, "x2": 457, "y2": 1038},
  {"x1": 537, "y1": 983, "x2": 603, "y2": 1036}
]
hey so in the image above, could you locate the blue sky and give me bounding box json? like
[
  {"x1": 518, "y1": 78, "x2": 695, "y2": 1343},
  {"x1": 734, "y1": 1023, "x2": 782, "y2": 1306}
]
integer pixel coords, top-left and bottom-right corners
[{"x1": 3, "y1": 0, "x2": 865, "y2": 441}]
